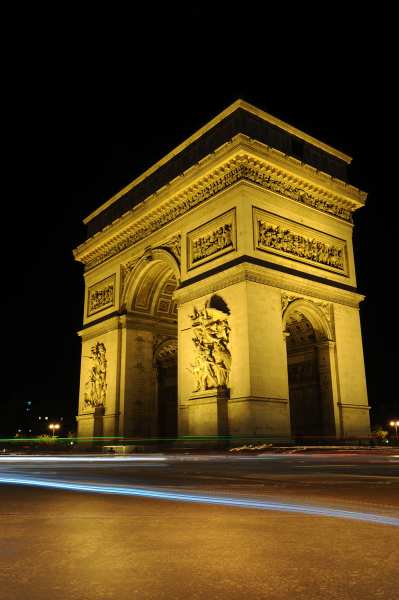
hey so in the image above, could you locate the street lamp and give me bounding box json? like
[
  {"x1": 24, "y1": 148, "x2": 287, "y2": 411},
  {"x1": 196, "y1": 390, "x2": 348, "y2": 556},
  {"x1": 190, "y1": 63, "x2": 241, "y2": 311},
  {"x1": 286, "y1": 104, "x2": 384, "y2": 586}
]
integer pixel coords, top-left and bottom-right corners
[
  {"x1": 389, "y1": 420, "x2": 399, "y2": 441},
  {"x1": 49, "y1": 423, "x2": 60, "y2": 437}
]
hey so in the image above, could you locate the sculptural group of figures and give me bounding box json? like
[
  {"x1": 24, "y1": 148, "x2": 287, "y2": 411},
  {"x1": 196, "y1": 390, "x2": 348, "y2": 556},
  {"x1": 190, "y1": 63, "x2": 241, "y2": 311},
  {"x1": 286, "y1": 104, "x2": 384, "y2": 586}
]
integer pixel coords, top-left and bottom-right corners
[
  {"x1": 190, "y1": 306, "x2": 231, "y2": 391},
  {"x1": 84, "y1": 342, "x2": 107, "y2": 408},
  {"x1": 192, "y1": 223, "x2": 233, "y2": 263},
  {"x1": 258, "y1": 222, "x2": 344, "y2": 270},
  {"x1": 89, "y1": 284, "x2": 114, "y2": 312}
]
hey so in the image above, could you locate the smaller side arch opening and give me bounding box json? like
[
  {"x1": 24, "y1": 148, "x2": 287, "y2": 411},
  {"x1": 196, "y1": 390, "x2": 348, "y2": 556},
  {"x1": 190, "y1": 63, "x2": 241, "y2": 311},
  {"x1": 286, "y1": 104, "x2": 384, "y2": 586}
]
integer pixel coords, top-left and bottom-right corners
[
  {"x1": 283, "y1": 299, "x2": 336, "y2": 441},
  {"x1": 154, "y1": 338, "x2": 178, "y2": 437},
  {"x1": 120, "y1": 251, "x2": 179, "y2": 438}
]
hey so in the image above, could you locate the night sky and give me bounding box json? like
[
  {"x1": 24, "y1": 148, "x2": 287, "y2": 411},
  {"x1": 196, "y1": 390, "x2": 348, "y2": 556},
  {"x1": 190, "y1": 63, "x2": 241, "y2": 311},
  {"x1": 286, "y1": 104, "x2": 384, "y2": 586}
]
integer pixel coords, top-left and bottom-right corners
[{"x1": 1, "y1": 8, "x2": 397, "y2": 435}]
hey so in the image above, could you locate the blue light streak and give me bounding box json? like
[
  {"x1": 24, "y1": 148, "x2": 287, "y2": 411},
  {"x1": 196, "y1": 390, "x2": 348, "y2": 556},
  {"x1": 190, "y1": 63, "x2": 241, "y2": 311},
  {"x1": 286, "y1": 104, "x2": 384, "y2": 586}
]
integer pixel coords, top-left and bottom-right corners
[{"x1": 0, "y1": 475, "x2": 398, "y2": 527}]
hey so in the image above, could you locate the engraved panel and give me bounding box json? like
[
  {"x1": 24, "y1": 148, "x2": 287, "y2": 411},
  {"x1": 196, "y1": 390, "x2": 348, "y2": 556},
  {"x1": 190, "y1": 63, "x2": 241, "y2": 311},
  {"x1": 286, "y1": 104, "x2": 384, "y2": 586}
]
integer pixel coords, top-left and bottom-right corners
[
  {"x1": 83, "y1": 342, "x2": 107, "y2": 408},
  {"x1": 187, "y1": 209, "x2": 236, "y2": 270},
  {"x1": 158, "y1": 299, "x2": 171, "y2": 313},
  {"x1": 253, "y1": 208, "x2": 348, "y2": 276},
  {"x1": 189, "y1": 300, "x2": 231, "y2": 392},
  {"x1": 76, "y1": 153, "x2": 362, "y2": 272},
  {"x1": 87, "y1": 275, "x2": 115, "y2": 317},
  {"x1": 154, "y1": 275, "x2": 178, "y2": 320},
  {"x1": 161, "y1": 234, "x2": 181, "y2": 262}
]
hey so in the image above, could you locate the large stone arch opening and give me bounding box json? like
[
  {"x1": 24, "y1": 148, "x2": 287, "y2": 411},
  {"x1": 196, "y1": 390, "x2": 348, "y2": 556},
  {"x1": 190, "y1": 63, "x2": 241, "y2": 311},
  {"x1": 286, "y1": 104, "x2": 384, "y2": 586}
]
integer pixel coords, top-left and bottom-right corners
[
  {"x1": 283, "y1": 299, "x2": 336, "y2": 441},
  {"x1": 154, "y1": 338, "x2": 178, "y2": 436},
  {"x1": 122, "y1": 250, "x2": 179, "y2": 437}
]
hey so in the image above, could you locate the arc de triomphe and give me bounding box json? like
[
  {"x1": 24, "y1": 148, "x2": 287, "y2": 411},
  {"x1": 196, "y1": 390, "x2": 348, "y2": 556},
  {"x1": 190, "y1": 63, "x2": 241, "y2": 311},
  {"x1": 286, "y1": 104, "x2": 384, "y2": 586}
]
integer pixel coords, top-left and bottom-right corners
[{"x1": 73, "y1": 100, "x2": 370, "y2": 441}]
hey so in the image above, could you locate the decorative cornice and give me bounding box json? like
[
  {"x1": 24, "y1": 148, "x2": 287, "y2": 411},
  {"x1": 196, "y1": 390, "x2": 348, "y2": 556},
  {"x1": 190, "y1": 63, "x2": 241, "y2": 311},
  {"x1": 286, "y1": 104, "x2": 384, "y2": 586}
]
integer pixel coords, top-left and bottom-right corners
[
  {"x1": 75, "y1": 150, "x2": 364, "y2": 272},
  {"x1": 78, "y1": 316, "x2": 121, "y2": 340},
  {"x1": 173, "y1": 262, "x2": 363, "y2": 309},
  {"x1": 82, "y1": 101, "x2": 353, "y2": 226},
  {"x1": 338, "y1": 403, "x2": 371, "y2": 411}
]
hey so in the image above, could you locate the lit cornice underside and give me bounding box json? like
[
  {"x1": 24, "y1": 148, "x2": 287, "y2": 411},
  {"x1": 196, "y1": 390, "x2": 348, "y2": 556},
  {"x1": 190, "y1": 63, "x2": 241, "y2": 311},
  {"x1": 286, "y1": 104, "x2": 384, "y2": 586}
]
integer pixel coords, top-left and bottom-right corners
[
  {"x1": 83, "y1": 100, "x2": 352, "y2": 235},
  {"x1": 83, "y1": 99, "x2": 352, "y2": 229},
  {"x1": 74, "y1": 137, "x2": 366, "y2": 272}
]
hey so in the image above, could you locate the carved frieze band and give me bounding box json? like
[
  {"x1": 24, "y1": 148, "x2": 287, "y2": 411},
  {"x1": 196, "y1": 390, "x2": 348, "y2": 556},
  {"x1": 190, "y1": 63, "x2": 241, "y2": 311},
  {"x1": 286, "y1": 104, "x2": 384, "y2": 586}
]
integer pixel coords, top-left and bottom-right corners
[
  {"x1": 87, "y1": 275, "x2": 115, "y2": 317},
  {"x1": 77, "y1": 154, "x2": 357, "y2": 271},
  {"x1": 174, "y1": 264, "x2": 362, "y2": 309},
  {"x1": 187, "y1": 209, "x2": 236, "y2": 270},
  {"x1": 254, "y1": 208, "x2": 348, "y2": 276}
]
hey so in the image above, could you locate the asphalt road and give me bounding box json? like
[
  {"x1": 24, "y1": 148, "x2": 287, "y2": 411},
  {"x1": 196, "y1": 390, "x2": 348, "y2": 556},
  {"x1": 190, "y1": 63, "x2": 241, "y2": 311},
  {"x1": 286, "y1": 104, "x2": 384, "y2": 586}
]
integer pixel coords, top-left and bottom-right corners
[{"x1": 0, "y1": 451, "x2": 398, "y2": 600}]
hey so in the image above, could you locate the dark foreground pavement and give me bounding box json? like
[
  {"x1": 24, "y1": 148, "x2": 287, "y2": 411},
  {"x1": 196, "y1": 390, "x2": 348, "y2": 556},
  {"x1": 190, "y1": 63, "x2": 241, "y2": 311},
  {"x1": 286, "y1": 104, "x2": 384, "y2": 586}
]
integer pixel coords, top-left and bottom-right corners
[{"x1": 0, "y1": 452, "x2": 398, "y2": 600}]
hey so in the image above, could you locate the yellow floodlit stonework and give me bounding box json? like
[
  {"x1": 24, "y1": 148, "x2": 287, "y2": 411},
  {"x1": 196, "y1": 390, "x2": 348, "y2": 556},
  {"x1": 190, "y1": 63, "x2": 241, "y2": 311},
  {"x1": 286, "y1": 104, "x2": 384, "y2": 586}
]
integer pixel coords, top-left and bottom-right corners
[{"x1": 74, "y1": 100, "x2": 370, "y2": 441}]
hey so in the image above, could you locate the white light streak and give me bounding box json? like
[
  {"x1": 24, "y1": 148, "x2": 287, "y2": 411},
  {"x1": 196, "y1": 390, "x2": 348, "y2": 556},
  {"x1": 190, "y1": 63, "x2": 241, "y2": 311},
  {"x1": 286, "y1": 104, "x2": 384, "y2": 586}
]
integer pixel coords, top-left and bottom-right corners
[
  {"x1": 0, "y1": 455, "x2": 166, "y2": 463},
  {"x1": 0, "y1": 475, "x2": 398, "y2": 527}
]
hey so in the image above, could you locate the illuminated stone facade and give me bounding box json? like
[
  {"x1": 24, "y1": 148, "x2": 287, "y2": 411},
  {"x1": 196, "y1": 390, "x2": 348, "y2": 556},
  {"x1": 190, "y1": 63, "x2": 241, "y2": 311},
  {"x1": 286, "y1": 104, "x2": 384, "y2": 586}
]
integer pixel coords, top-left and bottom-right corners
[{"x1": 74, "y1": 100, "x2": 370, "y2": 441}]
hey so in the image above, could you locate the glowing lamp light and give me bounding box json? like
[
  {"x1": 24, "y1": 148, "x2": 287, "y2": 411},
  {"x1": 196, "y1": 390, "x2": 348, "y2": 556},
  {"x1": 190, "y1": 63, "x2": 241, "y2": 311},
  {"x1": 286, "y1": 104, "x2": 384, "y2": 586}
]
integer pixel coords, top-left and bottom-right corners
[
  {"x1": 48, "y1": 423, "x2": 61, "y2": 437},
  {"x1": 389, "y1": 420, "x2": 399, "y2": 441}
]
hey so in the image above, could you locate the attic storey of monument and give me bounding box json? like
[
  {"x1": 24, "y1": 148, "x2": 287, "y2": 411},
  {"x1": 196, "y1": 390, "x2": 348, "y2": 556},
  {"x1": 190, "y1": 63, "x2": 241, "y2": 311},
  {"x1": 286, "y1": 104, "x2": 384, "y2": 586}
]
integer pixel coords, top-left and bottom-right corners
[{"x1": 73, "y1": 99, "x2": 370, "y2": 441}]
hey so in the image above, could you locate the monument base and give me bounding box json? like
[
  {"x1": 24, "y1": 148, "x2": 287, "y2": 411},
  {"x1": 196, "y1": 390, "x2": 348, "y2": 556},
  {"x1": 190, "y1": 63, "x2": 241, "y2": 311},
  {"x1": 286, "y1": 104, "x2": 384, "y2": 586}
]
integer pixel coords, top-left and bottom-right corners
[
  {"x1": 228, "y1": 397, "x2": 291, "y2": 441},
  {"x1": 76, "y1": 405, "x2": 105, "y2": 440},
  {"x1": 181, "y1": 387, "x2": 229, "y2": 437}
]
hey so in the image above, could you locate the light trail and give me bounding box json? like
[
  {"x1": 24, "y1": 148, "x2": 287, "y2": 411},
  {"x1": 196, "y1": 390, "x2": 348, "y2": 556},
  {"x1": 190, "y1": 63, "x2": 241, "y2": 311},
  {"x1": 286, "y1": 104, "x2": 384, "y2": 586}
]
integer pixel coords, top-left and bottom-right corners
[
  {"x1": 0, "y1": 455, "x2": 166, "y2": 463},
  {"x1": 0, "y1": 453, "x2": 394, "y2": 464},
  {"x1": 0, "y1": 453, "x2": 335, "y2": 465},
  {"x1": 0, "y1": 453, "x2": 330, "y2": 463},
  {"x1": 0, "y1": 475, "x2": 398, "y2": 527}
]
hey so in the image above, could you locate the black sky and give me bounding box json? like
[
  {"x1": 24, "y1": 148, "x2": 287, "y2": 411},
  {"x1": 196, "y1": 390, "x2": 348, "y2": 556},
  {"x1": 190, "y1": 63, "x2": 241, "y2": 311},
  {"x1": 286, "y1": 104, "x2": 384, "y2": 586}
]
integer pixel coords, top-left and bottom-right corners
[{"x1": 1, "y1": 7, "x2": 397, "y2": 434}]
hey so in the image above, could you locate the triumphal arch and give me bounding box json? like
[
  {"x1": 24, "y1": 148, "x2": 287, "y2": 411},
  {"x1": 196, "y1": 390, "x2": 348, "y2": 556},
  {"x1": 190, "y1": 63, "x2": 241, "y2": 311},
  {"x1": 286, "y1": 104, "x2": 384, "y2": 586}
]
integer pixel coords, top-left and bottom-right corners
[{"x1": 74, "y1": 100, "x2": 370, "y2": 441}]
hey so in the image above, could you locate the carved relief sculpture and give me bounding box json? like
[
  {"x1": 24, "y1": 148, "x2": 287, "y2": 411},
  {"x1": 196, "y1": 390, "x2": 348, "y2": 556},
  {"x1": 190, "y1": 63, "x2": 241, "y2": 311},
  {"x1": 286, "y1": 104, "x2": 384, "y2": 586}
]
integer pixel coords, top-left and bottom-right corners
[
  {"x1": 75, "y1": 154, "x2": 362, "y2": 272},
  {"x1": 189, "y1": 303, "x2": 231, "y2": 392},
  {"x1": 192, "y1": 224, "x2": 233, "y2": 262},
  {"x1": 187, "y1": 209, "x2": 236, "y2": 270},
  {"x1": 281, "y1": 292, "x2": 332, "y2": 326},
  {"x1": 281, "y1": 292, "x2": 299, "y2": 314},
  {"x1": 161, "y1": 234, "x2": 181, "y2": 261},
  {"x1": 87, "y1": 275, "x2": 115, "y2": 316},
  {"x1": 84, "y1": 342, "x2": 107, "y2": 408},
  {"x1": 120, "y1": 258, "x2": 139, "y2": 299},
  {"x1": 254, "y1": 208, "x2": 347, "y2": 275},
  {"x1": 258, "y1": 221, "x2": 344, "y2": 269}
]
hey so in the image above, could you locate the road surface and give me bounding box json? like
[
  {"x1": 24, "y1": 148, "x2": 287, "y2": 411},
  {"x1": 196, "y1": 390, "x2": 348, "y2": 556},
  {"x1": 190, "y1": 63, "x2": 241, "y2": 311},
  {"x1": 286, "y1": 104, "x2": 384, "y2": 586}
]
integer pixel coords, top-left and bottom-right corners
[{"x1": 0, "y1": 451, "x2": 398, "y2": 599}]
